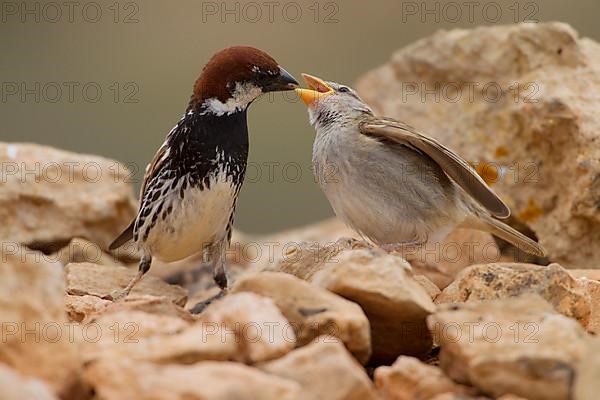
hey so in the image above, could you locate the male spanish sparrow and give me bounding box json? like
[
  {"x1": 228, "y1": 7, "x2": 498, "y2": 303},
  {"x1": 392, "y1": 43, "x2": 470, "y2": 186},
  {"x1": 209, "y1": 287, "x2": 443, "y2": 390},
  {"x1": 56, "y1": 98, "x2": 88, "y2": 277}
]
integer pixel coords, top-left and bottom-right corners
[
  {"x1": 109, "y1": 46, "x2": 298, "y2": 302},
  {"x1": 295, "y1": 74, "x2": 546, "y2": 257}
]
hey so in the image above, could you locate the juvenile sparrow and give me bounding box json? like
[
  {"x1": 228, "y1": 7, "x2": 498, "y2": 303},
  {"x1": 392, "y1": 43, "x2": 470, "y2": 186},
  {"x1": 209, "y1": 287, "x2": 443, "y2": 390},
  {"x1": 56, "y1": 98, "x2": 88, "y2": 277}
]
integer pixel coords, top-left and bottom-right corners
[
  {"x1": 109, "y1": 46, "x2": 298, "y2": 301},
  {"x1": 295, "y1": 74, "x2": 546, "y2": 257}
]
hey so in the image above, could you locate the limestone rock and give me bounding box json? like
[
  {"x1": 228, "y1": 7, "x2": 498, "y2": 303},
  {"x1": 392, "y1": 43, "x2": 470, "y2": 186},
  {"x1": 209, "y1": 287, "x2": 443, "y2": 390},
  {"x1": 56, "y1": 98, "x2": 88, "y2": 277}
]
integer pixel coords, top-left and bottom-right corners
[
  {"x1": 89, "y1": 321, "x2": 237, "y2": 366},
  {"x1": 579, "y1": 278, "x2": 600, "y2": 334},
  {"x1": 375, "y1": 356, "x2": 475, "y2": 400},
  {"x1": 64, "y1": 262, "x2": 187, "y2": 306},
  {"x1": 436, "y1": 263, "x2": 591, "y2": 325},
  {"x1": 0, "y1": 364, "x2": 58, "y2": 400},
  {"x1": 81, "y1": 306, "x2": 237, "y2": 365},
  {"x1": 414, "y1": 275, "x2": 442, "y2": 300},
  {"x1": 428, "y1": 294, "x2": 588, "y2": 400},
  {"x1": 196, "y1": 292, "x2": 296, "y2": 363},
  {"x1": 261, "y1": 337, "x2": 379, "y2": 400},
  {"x1": 52, "y1": 238, "x2": 123, "y2": 267},
  {"x1": 253, "y1": 218, "x2": 358, "y2": 270},
  {"x1": 82, "y1": 293, "x2": 293, "y2": 365},
  {"x1": 0, "y1": 245, "x2": 81, "y2": 398},
  {"x1": 81, "y1": 309, "x2": 193, "y2": 363},
  {"x1": 260, "y1": 237, "x2": 361, "y2": 279},
  {"x1": 309, "y1": 248, "x2": 436, "y2": 363},
  {"x1": 409, "y1": 229, "x2": 501, "y2": 289},
  {"x1": 260, "y1": 226, "x2": 497, "y2": 291},
  {"x1": 262, "y1": 242, "x2": 435, "y2": 363},
  {"x1": 356, "y1": 22, "x2": 600, "y2": 267},
  {"x1": 429, "y1": 395, "x2": 487, "y2": 400},
  {"x1": 84, "y1": 359, "x2": 301, "y2": 400},
  {"x1": 0, "y1": 142, "x2": 136, "y2": 252},
  {"x1": 231, "y1": 272, "x2": 371, "y2": 364},
  {"x1": 102, "y1": 294, "x2": 195, "y2": 322},
  {"x1": 570, "y1": 269, "x2": 600, "y2": 280},
  {"x1": 65, "y1": 294, "x2": 111, "y2": 323},
  {"x1": 574, "y1": 338, "x2": 600, "y2": 400}
]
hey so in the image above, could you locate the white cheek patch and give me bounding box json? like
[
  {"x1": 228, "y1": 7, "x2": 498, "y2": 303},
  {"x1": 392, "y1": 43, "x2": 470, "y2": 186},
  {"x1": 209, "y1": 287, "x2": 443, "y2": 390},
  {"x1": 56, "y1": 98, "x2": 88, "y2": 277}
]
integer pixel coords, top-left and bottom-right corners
[{"x1": 202, "y1": 82, "x2": 263, "y2": 116}]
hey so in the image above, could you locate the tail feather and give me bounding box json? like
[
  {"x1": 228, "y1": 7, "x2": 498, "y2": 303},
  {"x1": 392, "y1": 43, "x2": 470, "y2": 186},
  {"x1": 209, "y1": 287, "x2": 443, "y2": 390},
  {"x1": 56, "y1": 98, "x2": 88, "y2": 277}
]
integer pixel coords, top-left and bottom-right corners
[
  {"x1": 109, "y1": 221, "x2": 135, "y2": 250},
  {"x1": 461, "y1": 214, "x2": 547, "y2": 257}
]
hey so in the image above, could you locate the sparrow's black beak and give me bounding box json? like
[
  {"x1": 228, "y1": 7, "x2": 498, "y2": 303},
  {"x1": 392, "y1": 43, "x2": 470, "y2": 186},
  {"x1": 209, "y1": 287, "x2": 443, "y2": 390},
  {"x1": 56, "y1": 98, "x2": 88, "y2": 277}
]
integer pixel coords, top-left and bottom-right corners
[{"x1": 263, "y1": 66, "x2": 299, "y2": 92}]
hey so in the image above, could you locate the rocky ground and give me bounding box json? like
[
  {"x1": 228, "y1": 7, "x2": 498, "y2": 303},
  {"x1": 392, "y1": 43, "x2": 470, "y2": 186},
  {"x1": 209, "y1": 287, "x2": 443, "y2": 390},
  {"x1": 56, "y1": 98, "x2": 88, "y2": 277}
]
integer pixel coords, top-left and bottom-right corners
[{"x1": 2, "y1": 22, "x2": 600, "y2": 400}]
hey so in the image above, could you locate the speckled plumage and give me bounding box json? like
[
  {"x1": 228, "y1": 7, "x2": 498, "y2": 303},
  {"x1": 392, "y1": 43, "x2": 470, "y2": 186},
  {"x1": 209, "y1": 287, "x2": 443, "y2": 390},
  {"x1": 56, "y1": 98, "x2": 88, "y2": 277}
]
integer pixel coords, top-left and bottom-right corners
[{"x1": 109, "y1": 46, "x2": 298, "y2": 302}]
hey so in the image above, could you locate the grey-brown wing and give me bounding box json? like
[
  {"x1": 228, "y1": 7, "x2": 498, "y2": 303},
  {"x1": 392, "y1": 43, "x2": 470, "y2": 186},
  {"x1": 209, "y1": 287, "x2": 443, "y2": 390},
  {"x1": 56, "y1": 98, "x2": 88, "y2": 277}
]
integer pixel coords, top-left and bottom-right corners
[{"x1": 359, "y1": 117, "x2": 510, "y2": 218}]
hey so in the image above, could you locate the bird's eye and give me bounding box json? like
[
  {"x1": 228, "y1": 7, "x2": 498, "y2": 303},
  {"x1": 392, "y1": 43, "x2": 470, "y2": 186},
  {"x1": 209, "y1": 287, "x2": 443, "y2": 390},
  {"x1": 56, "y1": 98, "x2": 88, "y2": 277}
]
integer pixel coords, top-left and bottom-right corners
[{"x1": 338, "y1": 86, "x2": 350, "y2": 93}]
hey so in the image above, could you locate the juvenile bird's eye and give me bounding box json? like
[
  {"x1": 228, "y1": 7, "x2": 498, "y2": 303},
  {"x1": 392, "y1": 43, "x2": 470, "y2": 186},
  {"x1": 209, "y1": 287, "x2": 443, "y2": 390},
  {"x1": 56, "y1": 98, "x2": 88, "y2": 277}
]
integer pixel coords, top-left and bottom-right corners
[{"x1": 338, "y1": 86, "x2": 350, "y2": 93}]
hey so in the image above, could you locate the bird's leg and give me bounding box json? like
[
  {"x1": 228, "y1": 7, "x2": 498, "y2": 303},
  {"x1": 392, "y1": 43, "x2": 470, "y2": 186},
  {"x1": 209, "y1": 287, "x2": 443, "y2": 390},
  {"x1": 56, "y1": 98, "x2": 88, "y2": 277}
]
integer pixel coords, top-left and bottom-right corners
[
  {"x1": 111, "y1": 254, "x2": 152, "y2": 301},
  {"x1": 189, "y1": 239, "x2": 229, "y2": 314},
  {"x1": 212, "y1": 256, "x2": 229, "y2": 291}
]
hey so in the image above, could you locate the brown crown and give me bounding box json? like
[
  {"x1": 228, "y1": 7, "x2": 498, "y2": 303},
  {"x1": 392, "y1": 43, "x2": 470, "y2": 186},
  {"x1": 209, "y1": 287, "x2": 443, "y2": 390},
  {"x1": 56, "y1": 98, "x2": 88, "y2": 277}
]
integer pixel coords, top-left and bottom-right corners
[{"x1": 190, "y1": 46, "x2": 279, "y2": 107}]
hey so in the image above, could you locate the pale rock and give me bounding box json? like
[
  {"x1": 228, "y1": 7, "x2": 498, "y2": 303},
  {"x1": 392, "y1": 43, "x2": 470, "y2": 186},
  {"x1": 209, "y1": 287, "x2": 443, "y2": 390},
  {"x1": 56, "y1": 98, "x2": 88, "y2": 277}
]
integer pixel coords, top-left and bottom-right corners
[
  {"x1": 579, "y1": 278, "x2": 600, "y2": 334},
  {"x1": 414, "y1": 275, "x2": 442, "y2": 300},
  {"x1": 261, "y1": 337, "x2": 379, "y2": 400},
  {"x1": 260, "y1": 237, "x2": 361, "y2": 279},
  {"x1": 82, "y1": 293, "x2": 293, "y2": 365},
  {"x1": 231, "y1": 272, "x2": 372, "y2": 364},
  {"x1": 0, "y1": 364, "x2": 59, "y2": 400},
  {"x1": 428, "y1": 294, "x2": 588, "y2": 400},
  {"x1": 82, "y1": 313, "x2": 236, "y2": 365},
  {"x1": 375, "y1": 356, "x2": 475, "y2": 400},
  {"x1": 0, "y1": 142, "x2": 136, "y2": 252},
  {"x1": 436, "y1": 263, "x2": 591, "y2": 326},
  {"x1": 408, "y1": 229, "x2": 501, "y2": 289},
  {"x1": 258, "y1": 223, "x2": 498, "y2": 290},
  {"x1": 52, "y1": 237, "x2": 123, "y2": 267},
  {"x1": 64, "y1": 294, "x2": 111, "y2": 323},
  {"x1": 356, "y1": 22, "x2": 600, "y2": 267},
  {"x1": 309, "y1": 248, "x2": 436, "y2": 363},
  {"x1": 429, "y1": 395, "x2": 486, "y2": 400},
  {"x1": 574, "y1": 338, "x2": 600, "y2": 400},
  {"x1": 65, "y1": 293, "x2": 194, "y2": 324},
  {"x1": 0, "y1": 245, "x2": 81, "y2": 398},
  {"x1": 570, "y1": 269, "x2": 600, "y2": 280},
  {"x1": 252, "y1": 218, "x2": 358, "y2": 270},
  {"x1": 81, "y1": 309, "x2": 192, "y2": 363},
  {"x1": 104, "y1": 294, "x2": 195, "y2": 322},
  {"x1": 195, "y1": 292, "x2": 296, "y2": 363},
  {"x1": 84, "y1": 359, "x2": 301, "y2": 400},
  {"x1": 262, "y1": 241, "x2": 435, "y2": 363},
  {"x1": 64, "y1": 262, "x2": 187, "y2": 306}
]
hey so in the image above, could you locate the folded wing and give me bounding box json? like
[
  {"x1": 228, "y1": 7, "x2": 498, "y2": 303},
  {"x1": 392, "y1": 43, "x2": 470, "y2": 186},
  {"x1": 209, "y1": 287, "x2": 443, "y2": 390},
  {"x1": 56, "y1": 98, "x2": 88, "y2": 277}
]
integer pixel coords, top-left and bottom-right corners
[{"x1": 359, "y1": 117, "x2": 510, "y2": 218}]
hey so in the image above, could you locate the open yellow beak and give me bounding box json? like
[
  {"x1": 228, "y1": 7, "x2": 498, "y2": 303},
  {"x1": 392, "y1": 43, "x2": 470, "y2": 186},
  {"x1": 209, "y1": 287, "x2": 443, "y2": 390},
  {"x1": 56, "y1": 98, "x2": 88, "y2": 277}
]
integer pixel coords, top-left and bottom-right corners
[{"x1": 295, "y1": 73, "x2": 334, "y2": 106}]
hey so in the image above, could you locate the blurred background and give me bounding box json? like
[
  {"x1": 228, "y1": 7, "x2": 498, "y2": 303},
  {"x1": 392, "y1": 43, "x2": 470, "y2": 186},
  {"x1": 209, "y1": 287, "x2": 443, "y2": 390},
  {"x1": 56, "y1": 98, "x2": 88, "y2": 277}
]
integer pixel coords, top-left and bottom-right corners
[{"x1": 2, "y1": 0, "x2": 599, "y2": 233}]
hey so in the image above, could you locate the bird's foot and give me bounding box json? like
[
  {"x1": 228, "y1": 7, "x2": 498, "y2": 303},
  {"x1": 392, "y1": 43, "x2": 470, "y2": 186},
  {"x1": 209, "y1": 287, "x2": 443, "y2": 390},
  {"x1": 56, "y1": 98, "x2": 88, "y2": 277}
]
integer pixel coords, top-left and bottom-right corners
[
  {"x1": 189, "y1": 289, "x2": 228, "y2": 314},
  {"x1": 107, "y1": 289, "x2": 130, "y2": 302},
  {"x1": 107, "y1": 268, "x2": 146, "y2": 302}
]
